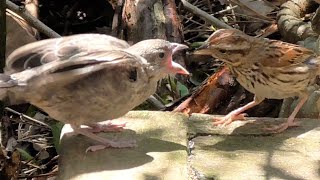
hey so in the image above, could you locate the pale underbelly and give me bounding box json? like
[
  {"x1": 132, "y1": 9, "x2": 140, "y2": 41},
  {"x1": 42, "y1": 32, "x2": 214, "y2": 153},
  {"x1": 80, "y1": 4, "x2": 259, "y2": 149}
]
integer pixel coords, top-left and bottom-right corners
[
  {"x1": 235, "y1": 71, "x2": 313, "y2": 99},
  {"x1": 28, "y1": 82, "x2": 156, "y2": 125}
]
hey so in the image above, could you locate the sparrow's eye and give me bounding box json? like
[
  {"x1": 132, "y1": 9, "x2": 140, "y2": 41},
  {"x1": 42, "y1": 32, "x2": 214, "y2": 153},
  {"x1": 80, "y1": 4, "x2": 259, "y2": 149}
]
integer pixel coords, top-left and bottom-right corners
[
  {"x1": 219, "y1": 49, "x2": 227, "y2": 54},
  {"x1": 159, "y1": 52, "x2": 165, "y2": 58}
]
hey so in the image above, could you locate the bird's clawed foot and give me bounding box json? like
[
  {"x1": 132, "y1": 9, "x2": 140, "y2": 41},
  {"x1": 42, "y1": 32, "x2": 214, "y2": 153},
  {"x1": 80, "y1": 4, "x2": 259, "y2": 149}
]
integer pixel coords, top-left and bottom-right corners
[
  {"x1": 263, "y1": 119, "x2": 300, "y2": 133},
  {"x1": 213, "y1": 112, "x2": 247, "y2": 126},
  {"x1": 87, "y1": 120, "x2": 127, "y2": 133},
  {"x1": 71, "y1": 124, "x2": 136, "y2": 152},
  {"x1": 86, "y1": 139, "x2": 137, "y2": 152}
]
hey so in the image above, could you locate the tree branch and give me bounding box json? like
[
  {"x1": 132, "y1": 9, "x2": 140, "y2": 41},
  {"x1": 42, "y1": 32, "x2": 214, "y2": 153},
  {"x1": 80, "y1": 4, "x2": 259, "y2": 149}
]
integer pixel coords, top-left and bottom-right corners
[{"x1": 0, "y1": 0, "x2": 6, "y2": 71}]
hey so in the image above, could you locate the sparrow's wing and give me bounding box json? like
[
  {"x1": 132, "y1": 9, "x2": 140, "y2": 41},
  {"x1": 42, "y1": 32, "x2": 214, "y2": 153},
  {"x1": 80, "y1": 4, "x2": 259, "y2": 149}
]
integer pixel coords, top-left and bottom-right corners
[
  {"x1": 6, "y1": 34, "x2": 130, "y2": 73},
  {"x1": 258, "y1": 40, "x2": 317, "y2": 68}
]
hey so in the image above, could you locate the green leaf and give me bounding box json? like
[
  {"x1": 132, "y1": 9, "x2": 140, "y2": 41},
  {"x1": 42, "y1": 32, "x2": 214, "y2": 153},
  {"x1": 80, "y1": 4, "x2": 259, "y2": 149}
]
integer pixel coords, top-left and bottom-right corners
[
  {"x1": 25, "y1": 105, "x2": 39, "y2": 117},
  {"x1": 177, "y1": 81, "x2": 189, "y2": 97},
  {"x1": 168, "y1": 76, "x2": 176, "y2": 92},
  {"x1": 16, "y1": 147, "x2": 33, "y2": 161},
  {"x1": 50, "y1": 121, "x2": 64, "y2": 153},
  {"x1": 190, "y1": 42, "x2": 204, "y2": 48}
]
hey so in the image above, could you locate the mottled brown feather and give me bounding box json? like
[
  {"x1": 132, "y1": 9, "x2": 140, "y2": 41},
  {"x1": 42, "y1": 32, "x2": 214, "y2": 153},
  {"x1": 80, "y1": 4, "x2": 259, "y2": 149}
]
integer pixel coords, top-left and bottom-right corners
[{"x1": 260, "y1": 40, "x2": 315, "y2": 67}]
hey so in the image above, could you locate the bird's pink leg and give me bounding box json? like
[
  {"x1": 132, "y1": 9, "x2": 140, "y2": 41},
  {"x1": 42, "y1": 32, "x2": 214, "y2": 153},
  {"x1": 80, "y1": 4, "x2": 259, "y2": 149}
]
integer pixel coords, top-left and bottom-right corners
[
  {"x1": 213, "y1": 96, "x2": 263, "y2": 126},
  {"x1": 71, "y1": 124, "x2": 136, "y2": 152},
  {"x1": 264, "y1": 95, "x2": 308, "y2": 133},
  {"x1": 86, "y1": 120, "x2": 127, "y2": 133}
]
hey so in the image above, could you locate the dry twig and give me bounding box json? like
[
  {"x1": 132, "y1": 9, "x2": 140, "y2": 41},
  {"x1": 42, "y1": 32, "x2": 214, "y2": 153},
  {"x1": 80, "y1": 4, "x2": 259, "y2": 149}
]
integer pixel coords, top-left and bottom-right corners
[
  {"x1": 180, "y1": 0, "x2": 233, "y2": 29},
  {"x1": 6, "y1": 0, "x2": 60, "y2": 38},
  {"x1": 5, "y1": 107, "x2": 50, "y2": 129}
]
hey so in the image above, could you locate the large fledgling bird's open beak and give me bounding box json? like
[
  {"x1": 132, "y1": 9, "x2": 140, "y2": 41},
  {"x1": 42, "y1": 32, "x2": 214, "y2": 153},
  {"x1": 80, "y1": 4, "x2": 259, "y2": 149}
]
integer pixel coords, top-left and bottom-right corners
[{"x1": 168, "y1": 43, "x2": 189, "y2": 75}]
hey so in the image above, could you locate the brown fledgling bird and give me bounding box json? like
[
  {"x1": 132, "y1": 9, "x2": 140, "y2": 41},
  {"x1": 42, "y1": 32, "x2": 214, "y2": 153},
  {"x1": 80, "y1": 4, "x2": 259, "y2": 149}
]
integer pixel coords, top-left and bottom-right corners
[
  {"x1": 2, "y1": 34, "x2": 189, "y2": 151},
  {"x1": 195, "y1": 29, "x2": 320, "y2": 132}
]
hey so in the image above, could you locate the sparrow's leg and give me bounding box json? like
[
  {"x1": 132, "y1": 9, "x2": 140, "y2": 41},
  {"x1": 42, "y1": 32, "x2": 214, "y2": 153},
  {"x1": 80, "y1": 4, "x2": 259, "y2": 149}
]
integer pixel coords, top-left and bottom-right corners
[
  {"x1": 213, "y1": 96, "x2": 263, "y2": 126},
  {"x1": 71, "y1": 124, "x2": 136, "y2": 152},
  {"x1": 264, "y1": 94, "x2": 308, "y2": 133},
  {"x1": 86, "y1": 120, "x2": 127, "y2": 133}
]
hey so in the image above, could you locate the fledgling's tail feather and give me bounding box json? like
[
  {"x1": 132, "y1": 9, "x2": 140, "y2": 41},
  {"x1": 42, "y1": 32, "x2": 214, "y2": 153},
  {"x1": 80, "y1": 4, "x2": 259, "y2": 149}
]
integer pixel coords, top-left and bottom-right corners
[
  {"x1": 0, "y1": 74, "x2": 17, "y2": 101},
  {"x1": 0, "y1": 74, "x2": 17, "y2": 87}
]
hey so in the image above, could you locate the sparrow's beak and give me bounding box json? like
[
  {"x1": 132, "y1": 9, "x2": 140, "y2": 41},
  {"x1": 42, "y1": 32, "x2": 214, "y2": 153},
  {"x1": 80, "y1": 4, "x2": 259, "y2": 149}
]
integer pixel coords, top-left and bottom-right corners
[
  {"x1": 168, "y1": 43, "x2": 189, "y2": 75},
  {"x1": 171, "y1": 43, "x2": 189, "y2": 54},
  {"x1": 193, "y1": 41, "x2": 212, "y2": 55}
]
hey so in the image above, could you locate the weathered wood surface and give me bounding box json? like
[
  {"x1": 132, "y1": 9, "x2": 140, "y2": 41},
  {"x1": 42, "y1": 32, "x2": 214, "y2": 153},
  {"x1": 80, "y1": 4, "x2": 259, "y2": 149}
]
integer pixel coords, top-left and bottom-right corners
[{"x1": 58, "y1": 112, "x2": 320, "y2": 180}]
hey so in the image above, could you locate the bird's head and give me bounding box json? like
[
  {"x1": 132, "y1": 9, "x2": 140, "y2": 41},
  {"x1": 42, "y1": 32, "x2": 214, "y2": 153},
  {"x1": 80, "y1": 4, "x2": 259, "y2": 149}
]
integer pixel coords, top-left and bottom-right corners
[
  {"x1": 127, "y1": 39, "x2": 189, "y2": 78},
  {"x1": 194, "y1": 29, "x2": 252, "y2": 66}
]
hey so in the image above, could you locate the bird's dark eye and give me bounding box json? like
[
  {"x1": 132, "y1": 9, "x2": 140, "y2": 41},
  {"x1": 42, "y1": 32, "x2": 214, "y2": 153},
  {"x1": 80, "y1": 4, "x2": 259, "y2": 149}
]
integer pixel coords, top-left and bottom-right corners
[
  {"x1": 159, "y1": 52, "x2": 165, "y2": 58},
  {"x1": 219, "y1": 49, "x2": 227, "y2": 54}
]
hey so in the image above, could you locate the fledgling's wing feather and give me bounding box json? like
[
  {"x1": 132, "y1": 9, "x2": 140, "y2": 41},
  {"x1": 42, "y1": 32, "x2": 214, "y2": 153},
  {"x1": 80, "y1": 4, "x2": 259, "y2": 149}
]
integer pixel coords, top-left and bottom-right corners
[
  {"x1": 10, "y1": 49, "x2": 146, "y2": 89},
  {"x1": 6, "y1": 34, "x2": 130, "y2": 73}
]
